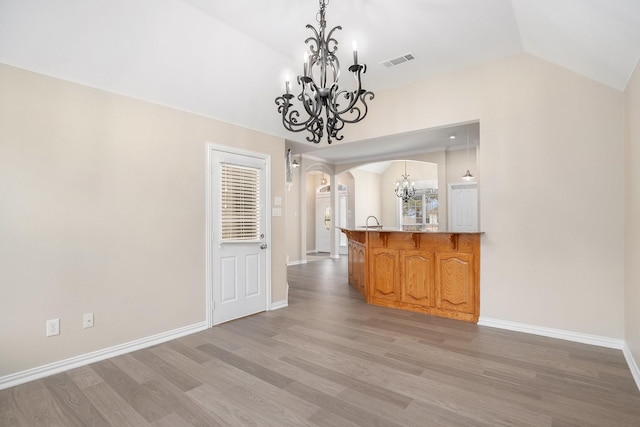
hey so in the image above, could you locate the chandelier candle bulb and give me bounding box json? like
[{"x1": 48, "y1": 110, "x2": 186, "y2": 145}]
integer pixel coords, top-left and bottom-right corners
[
  {"x1": 352, "y1": 40, "x2": 358, "y2": 65},
  {"x1": 285, "y1": 78, "x2": 290, "y2": 95},
  {"x1": 304, "y1": 52, "x2": 309, "y2": 77}
]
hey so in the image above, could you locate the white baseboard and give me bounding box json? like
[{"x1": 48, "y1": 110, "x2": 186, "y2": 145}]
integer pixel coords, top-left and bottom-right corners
[
  {"x1": 286, "y1": 260, "x2": 307, "y2": 266},
  {"x1": 477, "y1": 317, "x2": 625, "y2": 349},
  {"x1": 269, "y1": 299, "x2": 288, "y2": 311},
  {"x1": 623, "y1": 343, "x2": 640, "y2": 392},
  {"x1": 0, "y1": 321, "x2": 207, "y2": 391}
]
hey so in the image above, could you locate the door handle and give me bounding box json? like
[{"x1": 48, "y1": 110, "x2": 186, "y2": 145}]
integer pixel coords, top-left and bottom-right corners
[{"x1": 260, "y1": 243, "x2": 267, "y2": 250}]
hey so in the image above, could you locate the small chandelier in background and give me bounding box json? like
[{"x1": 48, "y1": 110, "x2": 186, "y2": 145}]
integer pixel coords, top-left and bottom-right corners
[
  {"x1": 275, "y1": 0, "x2": 374, "y2": 144},
  {"x1": 395, "y1": 161, "x2": 416, "y2": 202}
]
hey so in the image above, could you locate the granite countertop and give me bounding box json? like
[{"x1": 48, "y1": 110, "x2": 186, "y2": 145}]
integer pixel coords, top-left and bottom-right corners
[{"x1": 340, "y1": 226, "x2": 483, "y2": 234}]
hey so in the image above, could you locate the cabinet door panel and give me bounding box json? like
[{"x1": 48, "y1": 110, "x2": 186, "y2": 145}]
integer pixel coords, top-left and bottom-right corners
[
  {"x1": 356, "y1": 244, "x2": 366, "y2": 295},
  {"x1": 402, "y1": 251, "x2": 434, "y2": 306},
  {"x1": 348, "y1": 241, "x2": 354, "y2": 282},
  {"x1": 435, "y1": 252, "x2": 474, "y2": 314},
  {"x1": 371, "y1": 248, "x2": 399, "y2": 301}
]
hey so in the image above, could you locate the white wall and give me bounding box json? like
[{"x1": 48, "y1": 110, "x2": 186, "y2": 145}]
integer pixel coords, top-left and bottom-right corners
[
  {"x1": 625, "y1": 60, "x2": 640, "y2": 375},
  {"x1": 345, "y1": 53, "x2": 625, "y2": 339},
  {"x1": 0, "y1": 64, "x2": 287, "y2": 378}
]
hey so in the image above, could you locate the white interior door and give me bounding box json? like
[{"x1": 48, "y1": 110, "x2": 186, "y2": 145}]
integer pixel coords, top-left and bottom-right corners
[
  {"x1": 339, "y1": 193, "x2": 348, "y2": 254},
  {"x1": 209, "y1": 146, "x2": 269, "y2": 326},
  {"x1": 316, "y1": 194, "x2": 331, "y2": 252},
  {"x1": 449, "y1": 183, "x2": 478, "y2": 232}
]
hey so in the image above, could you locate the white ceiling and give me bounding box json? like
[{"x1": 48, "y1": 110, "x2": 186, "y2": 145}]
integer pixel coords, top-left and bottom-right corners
[{"x1": 1, "y1": 0, "x2": 639, "y2": 163}]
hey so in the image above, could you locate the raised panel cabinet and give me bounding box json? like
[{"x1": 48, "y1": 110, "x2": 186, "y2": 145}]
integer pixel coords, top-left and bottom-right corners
[
  {"x1": 436, "y1": 252, "x2": 475, "y2": 314},
  {"x1": 401, "y1": 250, "x2": 435, "y2": 307},
  {"x1": 370, "y1": 248, "x2": 400, "y2": 302},
  {"x1": 347, "y1": 240, "x2": 367, "y2": 298}
]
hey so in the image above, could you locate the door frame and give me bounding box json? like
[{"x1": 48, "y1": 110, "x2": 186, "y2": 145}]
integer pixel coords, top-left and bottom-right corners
[{"x1": 206, "y1": 142, "x2": 271, "y2": 328}]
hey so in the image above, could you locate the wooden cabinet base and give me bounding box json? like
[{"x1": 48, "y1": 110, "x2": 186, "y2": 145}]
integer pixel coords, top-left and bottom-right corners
[
  {"x1": 369, "y1": 297, "x2": 478, "y2": 323},
  {"x1": 341, "y1": 229, "x2": 480, "y2": 323}
]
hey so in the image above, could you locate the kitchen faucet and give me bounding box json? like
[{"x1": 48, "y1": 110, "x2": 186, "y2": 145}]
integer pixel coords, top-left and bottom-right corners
[{"x1": 366, "y1": 215, "x2": 380, "y2": 229}]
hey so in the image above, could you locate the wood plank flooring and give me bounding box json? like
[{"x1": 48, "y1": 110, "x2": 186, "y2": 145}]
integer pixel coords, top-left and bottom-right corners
[{"x1": 2, "y1": 257, "x2": 640, "y2": 426}]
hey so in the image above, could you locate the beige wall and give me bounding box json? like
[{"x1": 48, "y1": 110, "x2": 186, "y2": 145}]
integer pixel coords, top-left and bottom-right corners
[
  {"x1": 2, "y1": 51, "x2": 635, "y2": 382},
  {"x1": 350, "y1": 169, "x2": 382, "y2": 227},
  {"x1": 625, "y1": 60, "x2": 640, "y2": 373},
  {"x1": 285, "y1": 164, "x2": 302, "y2": 264},
  {"x1": 0, "y1": 64, "x2": 286, "y2": 377},
  {"x1": 346, "y1": 53, "x2": 626, "y2": 338}
]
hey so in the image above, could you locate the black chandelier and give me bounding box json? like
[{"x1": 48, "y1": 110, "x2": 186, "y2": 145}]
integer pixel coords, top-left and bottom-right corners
[
  {"x1": 395, "y1": 161, "x2": 416, "y2": 202},
  {"x1": 275, "y1": 0, "x2": 374, "y2": 144}
]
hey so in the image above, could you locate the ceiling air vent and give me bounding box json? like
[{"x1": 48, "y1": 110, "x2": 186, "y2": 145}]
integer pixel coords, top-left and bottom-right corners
[{"x1": 382, "y1": 53, "x2": 416, "y2": 68}]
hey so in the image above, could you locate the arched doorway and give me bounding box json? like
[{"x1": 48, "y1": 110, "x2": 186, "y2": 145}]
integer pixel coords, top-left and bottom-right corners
[{"x1": 315, "y1": 183, "x2": 348, "y2": 253}]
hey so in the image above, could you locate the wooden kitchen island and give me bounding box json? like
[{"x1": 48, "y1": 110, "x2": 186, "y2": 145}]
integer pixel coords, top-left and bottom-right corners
[{"x1": 340, "y1": 227, "x2": 481, "y2": 323}]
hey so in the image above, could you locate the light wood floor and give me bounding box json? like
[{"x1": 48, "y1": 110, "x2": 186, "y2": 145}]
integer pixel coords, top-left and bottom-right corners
[{"x1": 2, "y1": 257, "x2": 640, "y2": 426}]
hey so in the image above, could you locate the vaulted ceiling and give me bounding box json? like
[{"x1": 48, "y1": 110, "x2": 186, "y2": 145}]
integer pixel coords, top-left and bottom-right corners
[{"x1": 1, "y1": 0, "x2": 639, "y2": 160}]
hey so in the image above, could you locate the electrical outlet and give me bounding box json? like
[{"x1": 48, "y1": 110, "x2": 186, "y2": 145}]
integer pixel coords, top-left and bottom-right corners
[
  {"x1": 83, "y1": 312, "x2": 94, "y2": 329},
  {"x1": 46, "y1": 319, "x2": 60, "y2": 337}
]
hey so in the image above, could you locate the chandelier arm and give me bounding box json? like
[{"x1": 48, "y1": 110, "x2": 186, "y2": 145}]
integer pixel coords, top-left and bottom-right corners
[
  {"x1": 325, "y1": 65, "x2": 373, "y2": 120},
  {"x1": 327, "y1": 88, "x2": 359, "y2": 118},
  {"x1": 276, "y1": 96, "x2": 321, "y2": 137},
  {"x1": 299, "y1": 79, "x2": 323, "y2": 118},
  {"x1": 305, "y1": 26, "x2": 321, "y2": 56},
  {"x1": 324, "y1": 25, "x2": 342, "y2": 56},
  {"x1": 275, "y1": 76, "x2": 327, "y2": 144},
  {"x1": 328, "y1": 54, "x2": 340, "y2": 85},
  {"x1": 328, "y1": 113, "x2": 345, "y2": 142},
  {"x1": 325, "y1": 90, "x2": 375, "y2": 125}
]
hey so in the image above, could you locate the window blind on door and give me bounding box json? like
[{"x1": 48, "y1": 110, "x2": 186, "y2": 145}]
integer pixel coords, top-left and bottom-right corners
[{"x1": 220, "y1": 163, "x2": 261, "y2": 241}]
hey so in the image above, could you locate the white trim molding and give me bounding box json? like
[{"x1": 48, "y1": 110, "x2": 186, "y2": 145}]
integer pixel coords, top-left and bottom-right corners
[
  {"x1": 478, "y1": 317, "x2": 625, "y2": 349},
  {"x1": 0, "y1": 322, "x2": 207, "y2": 391},
  {"x1": 269, "y1": 300, "x2": 289, "y2": 311},
  {"x1": 269, "y1": 283, "x2": 289, "y2": 311},
  {"x1": 286, "y1": 260, "x2": 307, "y2": 266},
  {"x1": 623, "y1": 343, "x2": 640, "y2": 392}
]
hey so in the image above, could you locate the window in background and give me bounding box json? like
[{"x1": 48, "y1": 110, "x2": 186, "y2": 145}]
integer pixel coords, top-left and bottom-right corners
[{"x1": 399, "y1": 188, "x2": 438, "y2": 231}]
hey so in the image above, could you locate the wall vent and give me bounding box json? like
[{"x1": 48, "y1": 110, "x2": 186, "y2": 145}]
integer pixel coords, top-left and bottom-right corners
[{"x1": 382, "y1": 53, "x2": 416, "y2": 68}]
